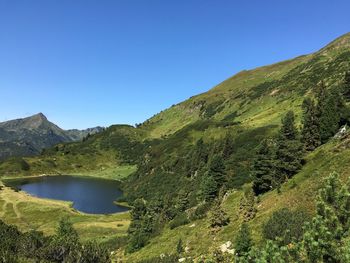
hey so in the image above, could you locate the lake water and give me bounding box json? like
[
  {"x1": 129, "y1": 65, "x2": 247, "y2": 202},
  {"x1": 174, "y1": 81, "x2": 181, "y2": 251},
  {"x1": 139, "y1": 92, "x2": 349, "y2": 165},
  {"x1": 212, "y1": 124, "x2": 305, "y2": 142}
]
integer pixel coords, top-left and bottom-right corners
[{"x1": 5, "y1": 175, "x2": 129, "y2": 214}]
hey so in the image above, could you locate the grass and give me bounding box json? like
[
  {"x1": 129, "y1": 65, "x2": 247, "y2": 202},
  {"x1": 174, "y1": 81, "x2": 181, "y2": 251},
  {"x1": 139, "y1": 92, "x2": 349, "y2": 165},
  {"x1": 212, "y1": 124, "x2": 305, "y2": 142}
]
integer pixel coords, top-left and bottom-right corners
[
  {"x1": 1, "y1": 33, "x2": 350, "y2": 262},
  {"x1": 70, "y1": 165, "x2": 137, "y2": 181},
  {"x1": 123, "y1": 135, "x2": 350, "y2": 261}
]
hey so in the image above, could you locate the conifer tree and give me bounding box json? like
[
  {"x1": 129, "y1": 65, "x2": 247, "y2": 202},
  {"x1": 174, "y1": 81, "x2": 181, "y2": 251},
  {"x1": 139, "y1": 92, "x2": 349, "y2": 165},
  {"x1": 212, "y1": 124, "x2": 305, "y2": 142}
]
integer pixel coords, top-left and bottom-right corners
[
  {"x1": 342, "y1": 71, "x2": 350, "y2": 100},
  {"x1": 200, "y1": 154, "x2": 226, "y2": 201},
  {"x1": 209, "y1": 200, "x2": 229, "y2": 229},
  {"x1": 318, "y1": 92, "x2": 340, "y2": 143},
  {"x1": 176, "y1": 190, "x2": 189, "y2": 213},
  {"x1": 208, "y1": 154, "x2": 226, "y2": 188},
  {"x1": 239, "y1": 187, "x2": 257, "y2": 221},
  {"x1": 222, "y1": 132, "x2": 235, "y2": 159},
  {"x1": 188, "y1": 138, "x2": 209, "y2": 177},
  {"x1": 302, "y1": 172, "x2": 350, "y2": 262},
  {"x1": 275, "y1": 111, "x2": 303, "y2": 183},
  {"x1": 252, "y1": 139, "x2": 276, "y2": 195},
  {"x1": 315, "y1": 82, "x2": 343, "y2": 143},
  {"x1": 301, "y1": 98, "x2": 321, "y2": 151},
  {"x1": 234, "y1": 223, "x2": 252, "y2": 257},
  {"x1": 200, "y1": 172, "x2": 218, "y2": 202}
]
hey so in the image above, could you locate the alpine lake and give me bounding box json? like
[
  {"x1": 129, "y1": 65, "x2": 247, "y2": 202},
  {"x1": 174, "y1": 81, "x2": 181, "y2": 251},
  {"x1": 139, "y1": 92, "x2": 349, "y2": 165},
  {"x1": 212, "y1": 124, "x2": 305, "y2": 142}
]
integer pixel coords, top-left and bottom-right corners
[{"x1": 4, "y1": 175, "x2": 129, "y2": 214}]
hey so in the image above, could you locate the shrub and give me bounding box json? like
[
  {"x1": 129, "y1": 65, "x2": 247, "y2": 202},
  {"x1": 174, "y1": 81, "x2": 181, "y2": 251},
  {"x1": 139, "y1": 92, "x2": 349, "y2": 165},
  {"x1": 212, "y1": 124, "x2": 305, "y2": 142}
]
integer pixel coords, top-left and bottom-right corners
[
  {"x1": 262, "y1": 208, "x2": 310, "y2": 245},
  {"x1": 189, "y1": 202, "x2": 211, "y2": 221},
  {"x1": 169, "y1": 213, "x2": 189, "y2": 229}
]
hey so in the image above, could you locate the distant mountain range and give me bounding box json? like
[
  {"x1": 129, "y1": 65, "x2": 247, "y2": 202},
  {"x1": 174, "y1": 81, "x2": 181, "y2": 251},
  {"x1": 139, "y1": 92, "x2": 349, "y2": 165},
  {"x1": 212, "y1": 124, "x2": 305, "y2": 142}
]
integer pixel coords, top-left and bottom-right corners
[{"x1": 0, "y1": 113, "x2": 104, "y2": 161}]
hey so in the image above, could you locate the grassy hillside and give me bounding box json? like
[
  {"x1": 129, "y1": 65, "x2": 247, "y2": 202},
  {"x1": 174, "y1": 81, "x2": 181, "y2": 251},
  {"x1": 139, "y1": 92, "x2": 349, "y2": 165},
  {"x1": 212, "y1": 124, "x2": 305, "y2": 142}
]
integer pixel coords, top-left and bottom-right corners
[
  {"x1": 0, "y1": 124, "x2": 148, "y2": 178},
  {"x1": 1, "y1": 32, "x2": 350, "y2": 262},
  {"x1": 141, "y1": 32, "x2": 350, "y2": 138},
  {"x1": 123, "y1": 32, "x2": 350, "y2": 203},
  {"x1": 124, "y1": 133, "x2": 350, "y2": 262}
]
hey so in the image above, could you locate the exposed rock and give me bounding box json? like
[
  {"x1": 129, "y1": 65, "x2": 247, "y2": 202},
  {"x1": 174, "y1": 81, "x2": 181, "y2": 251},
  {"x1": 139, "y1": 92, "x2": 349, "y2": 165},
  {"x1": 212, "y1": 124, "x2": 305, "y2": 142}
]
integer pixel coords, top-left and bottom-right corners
[
  {"x1": 334, "y1": 125, "x2": 347, "y2": 139},
  {"x1": 220, "y1": 241, "x2": 235, "y2": 254}
]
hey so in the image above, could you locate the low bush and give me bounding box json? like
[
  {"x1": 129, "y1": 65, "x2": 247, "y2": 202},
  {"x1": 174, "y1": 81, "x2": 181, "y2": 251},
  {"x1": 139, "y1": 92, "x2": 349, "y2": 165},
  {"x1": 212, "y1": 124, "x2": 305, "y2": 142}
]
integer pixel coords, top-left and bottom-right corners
[
  {"x1": 262, "y1": 208, "x2": 310, "y2": 245},
  {"x1": 169, "y1": 213, "x2": 190, "y2": 229}
]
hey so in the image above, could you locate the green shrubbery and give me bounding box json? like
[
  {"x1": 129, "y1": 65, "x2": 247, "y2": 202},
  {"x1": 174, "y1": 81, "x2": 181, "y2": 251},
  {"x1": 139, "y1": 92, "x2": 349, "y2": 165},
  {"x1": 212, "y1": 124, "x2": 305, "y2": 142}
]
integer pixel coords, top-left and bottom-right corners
[
  {"x1": 235, "y1": 172, "x2": 350, "y2": 263},
  {"x1": 169, "y1": 213, "x2": 190, "y2": 230},
  {"x1": 262, "y1": 208, "x2": 310, "y2": 245},
  {"x1": 0, "y1": 217, "x2": 110, "y2": 262}
]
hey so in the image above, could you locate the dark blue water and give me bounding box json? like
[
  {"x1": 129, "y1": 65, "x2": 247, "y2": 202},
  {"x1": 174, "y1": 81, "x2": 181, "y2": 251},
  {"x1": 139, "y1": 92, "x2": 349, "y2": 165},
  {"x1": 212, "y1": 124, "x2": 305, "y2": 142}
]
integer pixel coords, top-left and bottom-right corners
[{"x1": 5, "y1": 175, "x2": 128, "y2": 214}]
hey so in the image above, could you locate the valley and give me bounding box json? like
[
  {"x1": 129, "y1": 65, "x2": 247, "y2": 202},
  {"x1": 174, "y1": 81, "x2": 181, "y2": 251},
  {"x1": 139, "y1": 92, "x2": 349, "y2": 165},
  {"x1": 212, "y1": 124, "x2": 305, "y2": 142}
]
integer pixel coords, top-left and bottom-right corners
[{"x1": 1, "y1": 32, "x2": 350, "y2": 262}]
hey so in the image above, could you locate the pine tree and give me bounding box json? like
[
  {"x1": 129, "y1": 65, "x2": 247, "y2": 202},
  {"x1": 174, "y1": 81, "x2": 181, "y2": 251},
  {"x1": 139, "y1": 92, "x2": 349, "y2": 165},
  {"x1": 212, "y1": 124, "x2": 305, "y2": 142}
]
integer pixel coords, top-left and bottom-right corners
[
  {"x1": 275, "y1": 111, "x2": 303, "y2": 183},
  {"x1": 234, "y1": 223, "x2": 252, "y2": 257},
  {"x1": 56, "y1": 217, "x2": 79, "y2": 243},
  {"x1": 209, "y1": 200, "x2": 229, "y2": 229},
  {"x1": 301, "y1": 98, "x2": 321, "y2": 151},
  {"x1": 239, "y1": 188, "x2": 257, "y2": 221},
  {"x1": 222, "y1": 132, "x2": 235, "y2": 159},
  {"x1": 208, "y1": 154, "x2": 226, "y2": 188},
  {"x1": 252, "y1": 139, "x2": 276, "y2": 195},
  {"x1": 176, "y1": 190, "x2": 189, "y2": 213},
  {"x1": 315, "y1": 82, "x2": 342, "y2": 143},
  {"x1": 200, "y1": 154, "x2": 226, "y2": 201},
  {"x1": 319, "y1": 93, "x2": 340, "y2": 143},
  {"x1": 200, "y1": 172, "x2": 218, "y2": 202},
  {"x1": 301, "y1": 172, "x2": 350, "y2": 262},
  {"x1": 188, "y1": 138, "x2": 209, "y2": 177},
  {"x1": 342, "y1": 71, "x2": 350, "y2": 100}
]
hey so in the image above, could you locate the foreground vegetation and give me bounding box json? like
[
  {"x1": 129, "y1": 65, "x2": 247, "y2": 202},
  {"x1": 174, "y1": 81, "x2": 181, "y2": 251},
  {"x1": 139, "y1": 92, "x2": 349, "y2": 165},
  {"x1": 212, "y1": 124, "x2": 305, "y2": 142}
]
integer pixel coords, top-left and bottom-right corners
[
  {"x1": 1, "y1": 33, "x2": 350, "y2": 262},
  {"x1": 0, "y1": 217, "x2": 110, "y2": 262}
]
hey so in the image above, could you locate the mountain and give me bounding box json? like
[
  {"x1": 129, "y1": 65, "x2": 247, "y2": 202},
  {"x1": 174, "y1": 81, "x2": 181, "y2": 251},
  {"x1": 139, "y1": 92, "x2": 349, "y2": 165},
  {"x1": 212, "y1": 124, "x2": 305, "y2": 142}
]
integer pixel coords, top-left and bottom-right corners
[
  {"x1": 0, "y1": 113, "x2": 103, "y2": 161},
  {"x1": 123, "y1": 32, "x2": 350, "y2": 196},
  {"x1": 1, "y1": 32, "x2": 350, "y2": 262},
  {"x1": 65, "y1": 126, "x2": 105, "y2": 141}
]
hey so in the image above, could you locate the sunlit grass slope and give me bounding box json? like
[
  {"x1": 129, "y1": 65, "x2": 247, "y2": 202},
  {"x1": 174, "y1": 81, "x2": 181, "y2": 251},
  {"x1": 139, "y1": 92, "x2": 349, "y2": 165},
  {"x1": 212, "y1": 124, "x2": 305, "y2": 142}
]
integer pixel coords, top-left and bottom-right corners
[{"x1": 124, "y1": 134, "x2": 350, "y2": 262}]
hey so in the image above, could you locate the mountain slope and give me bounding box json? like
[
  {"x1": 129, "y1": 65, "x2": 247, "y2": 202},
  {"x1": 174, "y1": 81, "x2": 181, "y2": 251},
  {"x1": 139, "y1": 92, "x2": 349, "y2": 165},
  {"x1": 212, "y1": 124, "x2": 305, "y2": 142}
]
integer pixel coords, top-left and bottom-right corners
[
  {"x1": 0, "y1": 113, "x2": 103, "y2": 161},
  {"x1": 141, "y1": 32, "x2": 350, "y2": 138},
  {"x1": 1, "y1": 33, "x2": 350, "y2": 262},
  {"x1": 123, "y1": 32, "x2": 350, "y2": 200},
  {"x1": 124, "y1": 131, "x2": 350, "y2": 262}
]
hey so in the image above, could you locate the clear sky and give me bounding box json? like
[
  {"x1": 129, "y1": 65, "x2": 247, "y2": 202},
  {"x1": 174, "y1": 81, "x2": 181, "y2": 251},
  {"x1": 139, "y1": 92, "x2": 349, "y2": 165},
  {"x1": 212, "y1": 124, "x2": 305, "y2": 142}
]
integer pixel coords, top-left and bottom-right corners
[{"x1": 1, "y1": 0, "x2": 350, "y2": 129}]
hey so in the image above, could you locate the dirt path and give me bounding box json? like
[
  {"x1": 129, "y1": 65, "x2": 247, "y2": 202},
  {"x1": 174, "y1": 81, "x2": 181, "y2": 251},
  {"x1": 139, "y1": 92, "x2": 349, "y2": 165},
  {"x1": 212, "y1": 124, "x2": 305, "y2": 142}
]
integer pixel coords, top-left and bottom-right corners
[
  {"x1": 12, "y1": 201, "x2": 21, "y2": 218},
  {"x1": 0, "y1": 199, "x2": 8, "y2": 217}
]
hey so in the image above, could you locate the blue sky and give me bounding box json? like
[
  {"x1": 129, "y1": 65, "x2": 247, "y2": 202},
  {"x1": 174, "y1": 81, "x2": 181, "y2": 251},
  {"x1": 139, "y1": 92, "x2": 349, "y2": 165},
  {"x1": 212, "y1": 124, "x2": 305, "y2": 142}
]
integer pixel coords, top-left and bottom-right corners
[{"x1": 1, "y1": 0, "x2": 350, "y2": 129}]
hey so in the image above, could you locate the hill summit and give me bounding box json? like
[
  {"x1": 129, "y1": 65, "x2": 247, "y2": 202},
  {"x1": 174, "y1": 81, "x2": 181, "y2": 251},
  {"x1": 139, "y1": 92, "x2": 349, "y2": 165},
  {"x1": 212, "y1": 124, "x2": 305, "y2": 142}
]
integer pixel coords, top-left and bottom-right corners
[{"x1": 0, "y1": 113, "x2": 103, "y2": 160}]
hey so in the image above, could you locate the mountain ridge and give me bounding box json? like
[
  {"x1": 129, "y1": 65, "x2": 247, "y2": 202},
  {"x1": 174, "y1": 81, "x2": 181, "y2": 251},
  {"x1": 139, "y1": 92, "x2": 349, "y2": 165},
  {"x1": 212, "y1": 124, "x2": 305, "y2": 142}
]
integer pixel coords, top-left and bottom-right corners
[
  {"x1": 139, "y1": 32, "x2": 350, "y2": 138},
  {"x1": 1, "y1": 32, "x2": 350, "y2": 262},
  {"x1": 0, "y1": 113, "x2": 104, "y2": 161}
]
